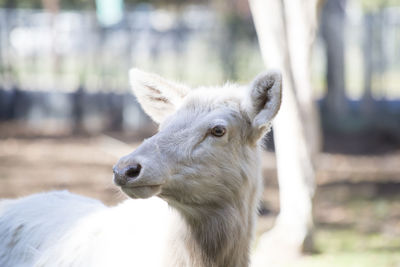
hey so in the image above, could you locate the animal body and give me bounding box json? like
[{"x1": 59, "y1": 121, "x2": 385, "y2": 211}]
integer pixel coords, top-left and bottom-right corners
[{"x1": 0, "y1": 69, "x2": 282, "y2": 267}]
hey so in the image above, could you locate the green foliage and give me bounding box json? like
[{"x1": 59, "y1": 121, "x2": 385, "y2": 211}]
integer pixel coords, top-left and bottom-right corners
[
  {"x1": 0, "y1": 0, "x2": 39, "y2": 8},
  {"x1": 287, "y1": 229, "x2": 400, "y2": 267},
  {"x1": 60, "y1": 0, "x2": 94, "y2": 9},
  {"x1": 0, "y1": 0, "x2": 93, "y2": 9},
  {"x1": 361, "y1": 0, "x2": 400, "y2": 11}
]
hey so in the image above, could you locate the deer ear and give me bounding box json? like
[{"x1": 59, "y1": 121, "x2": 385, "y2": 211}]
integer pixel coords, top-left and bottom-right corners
[
  {"x1": 129, "y1": 69, "x2": 190, "y2": 123},
  {"x1": 246, "y1": 71, "x2": 282, "y2": 139}
]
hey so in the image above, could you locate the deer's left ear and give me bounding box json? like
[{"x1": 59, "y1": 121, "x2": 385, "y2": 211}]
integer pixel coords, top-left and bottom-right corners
[
  {"x1": 245, "y1": 71, "x2": 282, "y2": 140},
  {"x1": 129, "y1": 68, "x2": 190, "y2": 124}
]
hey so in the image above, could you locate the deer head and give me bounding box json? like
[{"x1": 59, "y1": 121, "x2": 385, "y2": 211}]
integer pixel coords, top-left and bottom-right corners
[{"x1": 113, "y1": 69, "x2": 282, "y2": 209}]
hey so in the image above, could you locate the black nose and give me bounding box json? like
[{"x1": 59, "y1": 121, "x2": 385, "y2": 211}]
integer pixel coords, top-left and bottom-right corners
[
  {"x1": 125, "y1": 164, "x2": 142, "y2": 178},
  {"x1": 113, "y1": 163, "x2": 142, "y2": 186}
]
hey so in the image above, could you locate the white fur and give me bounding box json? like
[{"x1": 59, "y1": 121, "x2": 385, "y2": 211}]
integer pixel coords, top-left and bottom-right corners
[{"x1": 0, "y1": 69, "x2": 282, "y2": 267}]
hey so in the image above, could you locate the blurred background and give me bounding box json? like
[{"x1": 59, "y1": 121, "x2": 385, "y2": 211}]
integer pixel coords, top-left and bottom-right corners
[{"x1": 0, "y1": 0, "x2": 399, "y2": 266}]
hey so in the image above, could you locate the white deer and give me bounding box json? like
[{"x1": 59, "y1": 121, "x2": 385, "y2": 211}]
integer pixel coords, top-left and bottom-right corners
[{"x1": 0, "y1": 69, "x2": 282, "y2": 267}]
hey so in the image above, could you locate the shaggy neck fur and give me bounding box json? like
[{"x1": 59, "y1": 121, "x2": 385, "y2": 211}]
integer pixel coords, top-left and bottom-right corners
[
  {"x1": 182, "y1": 200, "x2": 255, "y2": 267},
  {"x1": 162, "y1": 149, "x2": 262, "y2": 267}
]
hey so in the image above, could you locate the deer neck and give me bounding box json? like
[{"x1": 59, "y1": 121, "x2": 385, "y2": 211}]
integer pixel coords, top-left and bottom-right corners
[{"x1": 166, "y1": 178, "x2": 260, "y2": 267}]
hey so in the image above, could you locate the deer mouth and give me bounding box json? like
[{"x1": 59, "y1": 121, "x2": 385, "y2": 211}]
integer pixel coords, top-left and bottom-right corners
[{"x1": 120, "y1": 184, "x2": 163, "y2": 199}]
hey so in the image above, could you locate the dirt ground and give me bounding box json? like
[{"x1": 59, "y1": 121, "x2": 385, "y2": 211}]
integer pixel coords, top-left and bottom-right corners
[{"x1": 0, "y1": 136, "x2": 399, "y2": 265}]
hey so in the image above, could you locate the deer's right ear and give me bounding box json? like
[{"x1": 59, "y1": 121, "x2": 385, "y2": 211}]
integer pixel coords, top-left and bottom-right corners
[
  {"x1": 129, "y1": 69, "x2": 190, "y2": 124},
  {"x1": 245, "y1": 71, "x2": 282, "y2": 141}
]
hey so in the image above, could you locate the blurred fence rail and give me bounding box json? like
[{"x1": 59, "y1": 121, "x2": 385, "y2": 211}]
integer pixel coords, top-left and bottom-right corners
[{"x1": 0, "y1": 88, "x2": 153, "y2": 136}]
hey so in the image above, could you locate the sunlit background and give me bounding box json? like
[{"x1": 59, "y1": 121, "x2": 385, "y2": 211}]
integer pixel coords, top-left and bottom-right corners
[{"x1": 0, "y1": 0, "x2": 399, "y2": 266}]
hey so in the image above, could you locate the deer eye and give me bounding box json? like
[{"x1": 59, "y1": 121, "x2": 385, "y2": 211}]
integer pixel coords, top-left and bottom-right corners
[{"x1": 211, "y1": 125, "x2": 226, "y2": 137}]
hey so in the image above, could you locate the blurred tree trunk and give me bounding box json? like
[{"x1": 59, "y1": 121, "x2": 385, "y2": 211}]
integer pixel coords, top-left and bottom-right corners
[
  {"x1": 362, "y1": 13, "x2": 373, "y2": 113},
  {"x1": 41, "y1": 0, "x2": 61, "y2": 90},
  {"x1": 4, "y1": 0, "x2": 16, "y2": 8},
  {"x1": 41, "y1": 0, "x2": 59, "y2": 12},
  {"x1": 72, "y1": 86, "x2": 85, "y2": 134},
  {"x1": 361, "y1": 10, "x2": 386, "y2": 115},
  {"x1": 249, "y1": 0, "x2": 321, "y2": 265},
  {"x1": 3, "y1": 0, "x2": 17, "y2": 86},
  {"x1": 213, "y1": 0, "x2": 254, "y2": 80},
  {"x1": 321, "y1": 0, "x2": 349, "y2": 119}
]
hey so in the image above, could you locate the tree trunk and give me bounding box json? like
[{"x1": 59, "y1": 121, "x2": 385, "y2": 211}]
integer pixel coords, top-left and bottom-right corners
[
  {"x1": 361, "y1": 13, "x2": 375, "y2": 114},
  {"x1": 249, "y1": 0, "x2": 321, "y2": 265},
  {"x1": 41, "y1": 0, "x2": 61, "y2": 91},
  {"x1": 321, "y1": 0, "x2": 349, "y2": 119}
]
